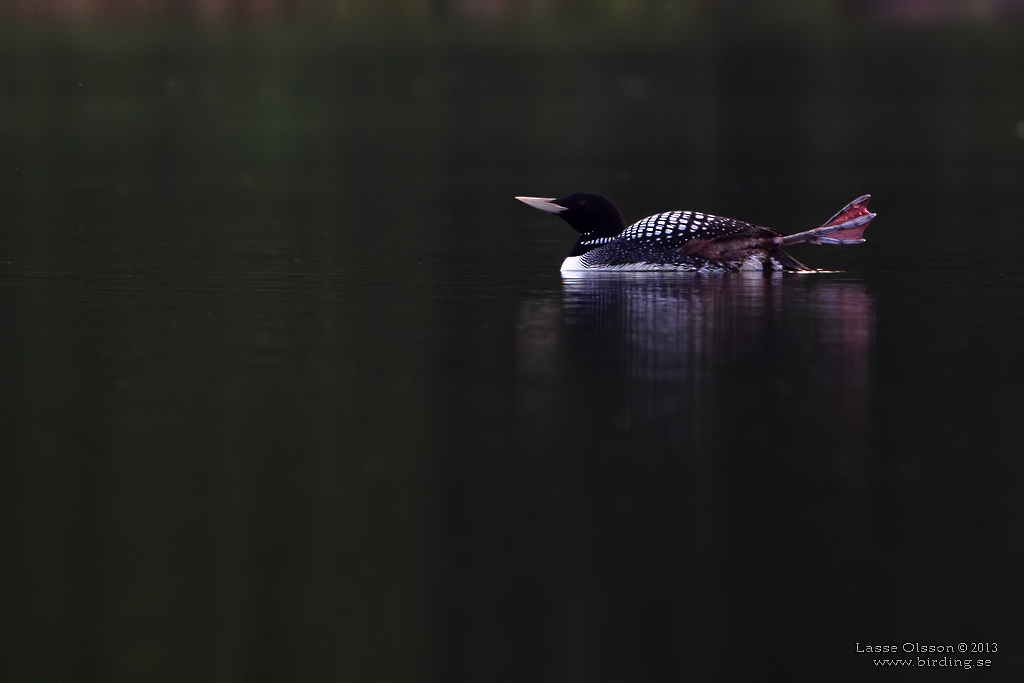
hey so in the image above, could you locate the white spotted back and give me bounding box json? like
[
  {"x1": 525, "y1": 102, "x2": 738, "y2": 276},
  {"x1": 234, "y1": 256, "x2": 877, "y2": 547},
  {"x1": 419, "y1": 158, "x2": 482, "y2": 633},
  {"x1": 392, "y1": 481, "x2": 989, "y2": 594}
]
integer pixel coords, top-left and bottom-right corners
[{"x1": 618, "y1": 210, "x2": 761, "y2": 244}]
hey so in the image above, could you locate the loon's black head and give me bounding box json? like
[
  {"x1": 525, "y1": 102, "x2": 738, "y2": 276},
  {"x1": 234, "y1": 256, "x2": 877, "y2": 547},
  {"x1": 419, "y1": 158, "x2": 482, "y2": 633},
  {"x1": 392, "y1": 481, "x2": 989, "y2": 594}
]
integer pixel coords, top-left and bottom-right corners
[{"x1": 516, "y1": 192, "x2": 626, "y2": 239}]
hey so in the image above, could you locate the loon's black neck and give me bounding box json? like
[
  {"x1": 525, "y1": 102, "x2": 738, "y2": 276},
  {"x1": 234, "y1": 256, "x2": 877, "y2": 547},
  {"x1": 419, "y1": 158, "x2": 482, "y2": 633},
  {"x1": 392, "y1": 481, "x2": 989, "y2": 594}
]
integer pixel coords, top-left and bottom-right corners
[
  {"x1": 552, "y1": 192, "x2": 626, "y2": 238},
  {"x1": 569, "y1": 233, "x2": 617, "y2": 256}
]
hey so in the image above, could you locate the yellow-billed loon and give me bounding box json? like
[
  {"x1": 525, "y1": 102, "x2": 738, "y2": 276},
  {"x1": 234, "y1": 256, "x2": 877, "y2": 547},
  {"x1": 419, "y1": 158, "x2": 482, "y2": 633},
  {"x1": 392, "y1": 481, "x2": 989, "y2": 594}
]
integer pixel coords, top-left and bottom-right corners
[{"x1": 516, "y1": 193, "x2": 875, "y2": 272}]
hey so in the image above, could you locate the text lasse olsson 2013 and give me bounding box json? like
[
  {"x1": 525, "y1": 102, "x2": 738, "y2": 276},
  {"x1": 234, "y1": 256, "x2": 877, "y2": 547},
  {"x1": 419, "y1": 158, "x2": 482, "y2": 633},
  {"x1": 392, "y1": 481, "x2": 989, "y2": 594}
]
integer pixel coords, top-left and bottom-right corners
[{"x1": 856, "y1": 642, "x2": 997, "y2": 654}]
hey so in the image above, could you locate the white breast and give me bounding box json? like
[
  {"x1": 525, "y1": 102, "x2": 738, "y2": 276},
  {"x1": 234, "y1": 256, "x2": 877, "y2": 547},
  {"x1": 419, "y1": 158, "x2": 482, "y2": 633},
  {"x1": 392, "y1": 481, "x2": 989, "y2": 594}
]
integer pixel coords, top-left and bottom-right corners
[{"x1": 560, "y1": 255, "x2": 586, "y2": 272}]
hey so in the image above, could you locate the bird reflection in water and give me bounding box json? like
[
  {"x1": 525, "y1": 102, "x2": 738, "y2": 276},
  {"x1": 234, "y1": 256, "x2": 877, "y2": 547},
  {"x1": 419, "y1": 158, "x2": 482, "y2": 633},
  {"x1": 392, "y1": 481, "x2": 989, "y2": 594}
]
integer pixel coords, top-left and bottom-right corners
[{"x1": 516, "y1": 272, "x2": 873, "y2": 479}]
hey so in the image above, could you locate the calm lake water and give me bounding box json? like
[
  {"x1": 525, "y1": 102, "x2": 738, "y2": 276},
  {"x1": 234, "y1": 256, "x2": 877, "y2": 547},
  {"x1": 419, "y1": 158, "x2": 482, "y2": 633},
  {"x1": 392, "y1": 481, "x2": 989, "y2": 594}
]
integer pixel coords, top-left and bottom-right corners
[{"x1": 2, "y1": 25, "x2": 1023, "y2": 681}]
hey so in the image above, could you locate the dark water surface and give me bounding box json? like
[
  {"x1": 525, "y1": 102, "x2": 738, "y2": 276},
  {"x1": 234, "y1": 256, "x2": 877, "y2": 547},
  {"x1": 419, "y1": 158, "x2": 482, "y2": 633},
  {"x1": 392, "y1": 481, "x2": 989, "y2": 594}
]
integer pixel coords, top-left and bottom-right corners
[{"x1": 2, "y1": 26, "x2": 1024, "y2": 681}]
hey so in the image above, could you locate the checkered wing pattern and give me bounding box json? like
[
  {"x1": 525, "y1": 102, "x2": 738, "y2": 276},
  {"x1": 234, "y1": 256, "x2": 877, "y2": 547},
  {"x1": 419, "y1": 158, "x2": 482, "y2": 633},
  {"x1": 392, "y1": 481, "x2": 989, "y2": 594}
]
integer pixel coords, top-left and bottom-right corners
[{"x1": 618, "y1": 211, "x2": 767, "y2": 245}]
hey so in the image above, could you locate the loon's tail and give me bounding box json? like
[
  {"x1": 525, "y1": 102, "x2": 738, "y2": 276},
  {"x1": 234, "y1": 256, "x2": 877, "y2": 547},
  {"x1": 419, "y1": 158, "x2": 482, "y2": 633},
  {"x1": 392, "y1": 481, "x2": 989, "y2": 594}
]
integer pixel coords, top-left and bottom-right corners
[{"x1": 779, "y1": 195, "x2": 875, "y2": 246}]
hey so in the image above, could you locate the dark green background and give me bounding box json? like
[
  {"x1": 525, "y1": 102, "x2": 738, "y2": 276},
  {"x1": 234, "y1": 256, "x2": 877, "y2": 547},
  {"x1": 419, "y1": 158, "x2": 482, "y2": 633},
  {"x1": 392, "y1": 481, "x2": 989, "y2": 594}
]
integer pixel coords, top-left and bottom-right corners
[{"x1": 1, "y1": 23, "x2": 1023, "y2": 682}]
